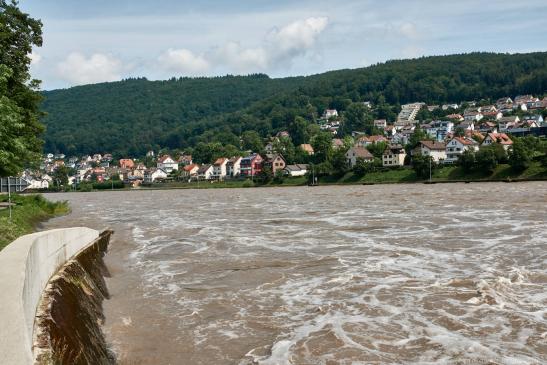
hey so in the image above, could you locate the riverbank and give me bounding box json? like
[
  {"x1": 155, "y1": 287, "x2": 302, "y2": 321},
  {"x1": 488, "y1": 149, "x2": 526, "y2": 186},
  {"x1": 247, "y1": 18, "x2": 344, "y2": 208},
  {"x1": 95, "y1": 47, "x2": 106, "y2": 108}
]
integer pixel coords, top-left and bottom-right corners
[
  {"x1": 131, "y1": 161, "x2": 547, "y2": 190},
  {"x1": 0, "y1": 194, "x2": 70, "y2": 250}
]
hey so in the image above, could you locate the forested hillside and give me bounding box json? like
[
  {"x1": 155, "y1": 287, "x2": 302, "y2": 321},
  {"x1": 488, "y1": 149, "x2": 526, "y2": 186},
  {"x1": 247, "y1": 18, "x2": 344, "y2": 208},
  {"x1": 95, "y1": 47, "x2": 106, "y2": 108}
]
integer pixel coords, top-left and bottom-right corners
[{"x1": 41, "y1": 52, "x2": 547, "y2": 156}]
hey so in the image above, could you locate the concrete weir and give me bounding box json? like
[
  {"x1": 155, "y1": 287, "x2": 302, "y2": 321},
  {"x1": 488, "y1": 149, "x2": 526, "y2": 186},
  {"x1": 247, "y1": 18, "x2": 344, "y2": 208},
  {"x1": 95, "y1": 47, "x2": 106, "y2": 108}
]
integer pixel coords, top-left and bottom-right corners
[{"x1": 0, "y1": 227, "x2": 113, "y2": 365}]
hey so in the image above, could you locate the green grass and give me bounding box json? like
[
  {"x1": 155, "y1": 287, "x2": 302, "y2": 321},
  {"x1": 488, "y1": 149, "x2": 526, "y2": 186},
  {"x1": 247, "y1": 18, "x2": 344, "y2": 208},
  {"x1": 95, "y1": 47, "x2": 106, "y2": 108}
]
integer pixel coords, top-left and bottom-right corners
[{"x1": 0, "y1": 194, "x2": 70, "y2": 251}]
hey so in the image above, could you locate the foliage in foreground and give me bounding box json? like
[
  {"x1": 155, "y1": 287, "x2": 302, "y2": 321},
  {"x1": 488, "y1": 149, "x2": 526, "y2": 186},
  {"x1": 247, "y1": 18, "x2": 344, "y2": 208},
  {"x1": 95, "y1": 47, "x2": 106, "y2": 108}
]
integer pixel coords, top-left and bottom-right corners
[{"x1": 0, "y1": 194, "x2": 69, "y2": 250}]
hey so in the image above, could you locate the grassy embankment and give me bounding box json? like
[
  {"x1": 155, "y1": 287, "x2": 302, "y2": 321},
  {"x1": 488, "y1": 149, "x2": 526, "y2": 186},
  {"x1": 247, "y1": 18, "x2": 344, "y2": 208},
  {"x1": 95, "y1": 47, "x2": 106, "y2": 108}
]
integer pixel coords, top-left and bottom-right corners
[
  {"x1": 320, "y1": 161, "x2": 547, "y2": 185},
  {"x1": 0, "y1": 194, "x2": 70, "y2": 250},
  {"x1": 138, "y1": 161, "x2": 547, "y2": 190}
]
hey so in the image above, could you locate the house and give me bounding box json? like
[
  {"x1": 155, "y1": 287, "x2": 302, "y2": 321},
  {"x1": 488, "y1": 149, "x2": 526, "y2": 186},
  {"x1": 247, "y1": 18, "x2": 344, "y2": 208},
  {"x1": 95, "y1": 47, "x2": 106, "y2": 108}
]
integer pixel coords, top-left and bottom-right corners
[
  {"x1": 382, "y1": 145, "x2": 406, "y2": 167},
  {"x1": 332, "y1": 138, "x2": 344, "y2": 149},
  {"x1": 212, "y1": 158, "x2": 228, "y2": 180},
  {"x1": 445, "y1": 137, "x2": 479, "y2": 164},
  {"x1": 481, "y1": 133, "x2": 513, "y2": 151},
  {"x1": 276, "y1": 131, "x2": 290, "y2": 138},
  {"x1": 264, "y1": 154, "x2": 286, "y2": 174},
  {"x1": 240, "y1": 154, "x2": 263, "y2": 177},
  {"x1": 178, "y1": 155, "x2": 193, "y2": 166},
  {"x1": 463, "y1": 108, "x2": 483, "y2": 122},
  {"x1": 477, "y1": 121, "x2": 497, "y2": 133},
  {"x1": 227, "y1": 156, "x2": 242, "y2": 177},
  {"x1": 522, "y1": 115, "x2": 544, "y2": 125},
  {"x1": 197, "y1": 164, "x2": 214, "y2": 180},
  {"x1": 397, "y1": 102, "x2": 424, "y2": 122},
  {"x1": 458, "y1": 120, "x2": 475, "y2": 131},
  {"x1": 119, "y1": 159, "x2": 135, "y2": 169},
  {"x1": 284, "y1": 164, "x2": 309, "y2": 177},
  {"x1": 423, "y1": 120, "x2": 454, "y2": 141},
  {"x1": 322, "y1": 109, "x2": 338, "y2": 119},
  {"x1": 157, "y1": 155, "x2": 178, "y2": 173},
  {"x1": 265, "y1": 142, "x2": 275, "y2": 155},
  {"x1": 498, "y1": 116, "x2": 520, "y2": 131},
  {"x1": 373, "y1": 119, "x2": 387, "y2": 129},
  {"x1": 146, "y1": 150, "x2": 155, "y2": 157},
  {"x1": 442, "y1": 103, "x2": 459, "y2": 110},
  {"x1": 144, "y1": 168, "x2": 168, "y2": 183},
  {"x1": 346, "y1": 147, "x2": 373, "y2": 167},
  {"x1": 355, "y1": 135, "x2": 388, "y2": 147},
  {"x1": 446, "y1": 113, "x2": 464, "y2": 122},
  {"x1": 415, "y1": 141, "x2": 447, "y2": 162},
  {"x1": 182, "y1": 164, "x2": 199, "y2": 178},
  {"x1": 299, "y1": 144, "x2": 314, "y2": 155}
]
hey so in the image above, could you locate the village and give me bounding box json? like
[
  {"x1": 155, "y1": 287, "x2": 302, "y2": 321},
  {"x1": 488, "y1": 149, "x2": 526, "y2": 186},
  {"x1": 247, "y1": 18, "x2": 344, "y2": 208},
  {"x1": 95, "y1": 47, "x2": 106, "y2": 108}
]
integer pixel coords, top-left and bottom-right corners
[{"x1": 20, "y1": 94, "x2": 547, "y2": 190}]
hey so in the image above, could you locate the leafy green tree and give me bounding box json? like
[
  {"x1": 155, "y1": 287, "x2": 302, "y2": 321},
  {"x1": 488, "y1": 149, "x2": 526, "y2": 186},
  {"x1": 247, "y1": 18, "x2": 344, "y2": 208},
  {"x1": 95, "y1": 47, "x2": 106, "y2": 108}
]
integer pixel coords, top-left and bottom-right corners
[
  {"x1": 273, "y1": 170, "x2": 284, "y2": 184},
  {"x1": 241, "y1": 130, "x2": 264, "y2": 153},
  {"x1": 257, "y1": 166, "x2": 273, "y2": 184},
  {"x1": 311, "y1": 132, "x2": 332, "y2": 163},
  {"x1": 509, "y1": 139, "x2": 531, "y2": 172},
  {"x1": 490, "y1": 143, "x2": 508, "y2": 164},
  {"x1": 343, "y1": 103, "x2": 372, "y2": 134},
  {"x1": 330, "y1": 148, "x2": 349, "y2": 176},
  {"x1": 52, "y1": 166, "x2": 69, "y2": 187},
  {"x1": 408, "y1": 126, "x2": 429, "y2": 149},
  {"x1": 458, "y1": 149, "x2": 476, "y2": 173},
  {"x1": 0, "y1": 1, "x2": 44, "y2": 176},
  {"x1": 476, "y1": 147, "x2": 498, "y2": 173},
  {"x1": 288, "y1": 117, "x2": 310, "y2": 145},
  {"x1": 353, "y1": 157, "x2": 372, "y2": 176},
  {"x1": 412, "y1": 154, "x2": 435, "y2": 179},
  {"x1": 366, "y1": 141, "x2": 388, "y2": 159}
]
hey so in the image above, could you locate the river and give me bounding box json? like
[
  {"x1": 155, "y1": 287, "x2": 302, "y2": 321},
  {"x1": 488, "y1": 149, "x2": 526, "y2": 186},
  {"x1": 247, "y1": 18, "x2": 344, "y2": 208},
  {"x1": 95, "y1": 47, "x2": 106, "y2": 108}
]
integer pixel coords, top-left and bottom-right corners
[{"x1": 43, "y1": 182, "x2": 547, "y2": 364}]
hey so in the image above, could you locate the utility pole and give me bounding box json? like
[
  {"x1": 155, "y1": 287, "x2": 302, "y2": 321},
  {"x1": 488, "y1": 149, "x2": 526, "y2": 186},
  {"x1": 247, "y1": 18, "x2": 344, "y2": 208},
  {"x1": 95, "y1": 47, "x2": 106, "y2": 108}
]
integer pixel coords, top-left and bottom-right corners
[
  {"x1": 429, "y1": 156, "x2": 432, "y2": 183},
  {"x1": 8, "y1": 177, "x2": 12, "y2": 220}
]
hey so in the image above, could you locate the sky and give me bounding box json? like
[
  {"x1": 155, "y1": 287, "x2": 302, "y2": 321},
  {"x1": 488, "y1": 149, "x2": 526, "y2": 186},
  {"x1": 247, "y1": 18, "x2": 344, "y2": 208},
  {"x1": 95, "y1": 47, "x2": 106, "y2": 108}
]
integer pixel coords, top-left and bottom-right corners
[{"x1": 19, "y1": 0, "x2": 547, "y2": 90}]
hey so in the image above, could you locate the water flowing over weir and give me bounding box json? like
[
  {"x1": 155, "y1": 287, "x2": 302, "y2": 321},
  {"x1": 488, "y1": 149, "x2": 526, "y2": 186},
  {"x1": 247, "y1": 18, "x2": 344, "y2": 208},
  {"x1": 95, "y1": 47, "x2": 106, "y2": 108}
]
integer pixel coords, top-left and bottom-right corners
[
  {"x1": 42, "y1": 183, "x2": 547, "y2": 365},
  {"x1": 33, "y1": 230, "x2": 114, "y2": 364}
]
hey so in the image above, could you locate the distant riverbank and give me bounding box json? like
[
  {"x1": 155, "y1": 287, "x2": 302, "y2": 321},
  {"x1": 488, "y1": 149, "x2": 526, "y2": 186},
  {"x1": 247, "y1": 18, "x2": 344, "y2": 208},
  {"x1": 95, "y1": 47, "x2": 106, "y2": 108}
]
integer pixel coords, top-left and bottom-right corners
[{"x1": 34, "y1": 161, "x2": 547, "y2": 193}]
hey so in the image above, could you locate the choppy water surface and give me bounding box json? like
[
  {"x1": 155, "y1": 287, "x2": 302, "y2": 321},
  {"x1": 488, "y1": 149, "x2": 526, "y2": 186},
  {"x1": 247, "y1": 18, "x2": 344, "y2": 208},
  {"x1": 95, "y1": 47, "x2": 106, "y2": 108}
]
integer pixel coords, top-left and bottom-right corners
[{"x1": 44, "y1": 183, "x2": 547, "y2": 364}]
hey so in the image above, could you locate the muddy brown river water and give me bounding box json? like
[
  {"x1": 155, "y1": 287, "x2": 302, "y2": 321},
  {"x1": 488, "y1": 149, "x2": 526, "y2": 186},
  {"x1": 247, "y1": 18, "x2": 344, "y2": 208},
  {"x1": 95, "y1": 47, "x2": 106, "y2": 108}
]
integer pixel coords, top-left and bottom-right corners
[{"x1": 44, "y1": 182, "x2": 547, "y2": 364}]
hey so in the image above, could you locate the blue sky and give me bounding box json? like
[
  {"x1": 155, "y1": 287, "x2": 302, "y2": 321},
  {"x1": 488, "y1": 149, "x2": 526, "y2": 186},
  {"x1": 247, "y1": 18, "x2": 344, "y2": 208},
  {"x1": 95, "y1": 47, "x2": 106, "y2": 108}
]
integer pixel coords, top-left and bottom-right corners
[{"x1": 20, "y1": 0, "x2": 547, "y2": 90}]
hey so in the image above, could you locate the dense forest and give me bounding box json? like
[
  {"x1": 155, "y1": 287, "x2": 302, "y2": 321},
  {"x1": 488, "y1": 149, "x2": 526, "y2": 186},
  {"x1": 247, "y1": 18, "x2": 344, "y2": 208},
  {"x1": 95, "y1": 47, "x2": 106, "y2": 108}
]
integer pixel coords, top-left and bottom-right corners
[{"x1": 41, "y1": 52, "x2": 547, "y2": 157}]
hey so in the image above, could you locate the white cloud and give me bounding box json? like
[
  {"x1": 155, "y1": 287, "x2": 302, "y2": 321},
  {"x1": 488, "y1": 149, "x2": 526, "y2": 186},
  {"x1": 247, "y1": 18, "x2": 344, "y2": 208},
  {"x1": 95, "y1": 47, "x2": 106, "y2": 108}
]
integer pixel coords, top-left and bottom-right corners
[
  {"x1": 208, "y1": 16, "x2": 329, "y2": 73},
  {"x1": 157, "y1": 48, "x2": 210, "y2": 74},
  {"x1": 29, "y1": 52, "x2": 42, "y2": 65},
  {"x1": 213, "y1": 42, "x2": 268, "y2": 72},
  {"x1": 398, "y1": 22, "x2": 419, "y2": 39},
  {"x1": 57, "y1": 52, "x2": 124, "y2": 85}
]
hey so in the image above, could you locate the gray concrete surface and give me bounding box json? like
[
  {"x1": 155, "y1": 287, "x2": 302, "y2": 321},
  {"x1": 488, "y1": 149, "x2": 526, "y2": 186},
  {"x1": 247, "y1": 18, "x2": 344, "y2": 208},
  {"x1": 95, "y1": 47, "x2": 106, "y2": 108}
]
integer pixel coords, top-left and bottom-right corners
[{"x1": 0, "y1": 227, "x2": 99, "y2": 365}]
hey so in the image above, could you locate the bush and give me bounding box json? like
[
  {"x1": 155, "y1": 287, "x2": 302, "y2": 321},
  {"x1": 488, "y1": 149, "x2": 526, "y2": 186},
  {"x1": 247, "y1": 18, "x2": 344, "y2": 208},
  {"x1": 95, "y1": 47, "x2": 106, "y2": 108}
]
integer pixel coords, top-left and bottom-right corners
[
  {"x1": 412, "y1": 154, "x2": 435, "y2": 179},
  {"x1": 476, "y1": 148, "x2": 498, "y2": 173},
  {"x1": 509, "y1": 139, "x2": 531, "y2": 172},
  {"x1": 458, "y1": 149, "x2": 476, "y2": 173}
]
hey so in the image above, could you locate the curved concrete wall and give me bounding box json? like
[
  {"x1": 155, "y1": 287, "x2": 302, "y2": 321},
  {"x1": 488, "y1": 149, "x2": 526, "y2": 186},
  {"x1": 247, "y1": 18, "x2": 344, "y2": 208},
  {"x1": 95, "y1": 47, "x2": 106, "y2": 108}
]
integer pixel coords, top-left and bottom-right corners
[{"x1": 0, "y1": 227, "x2": 99, "y2": 365}]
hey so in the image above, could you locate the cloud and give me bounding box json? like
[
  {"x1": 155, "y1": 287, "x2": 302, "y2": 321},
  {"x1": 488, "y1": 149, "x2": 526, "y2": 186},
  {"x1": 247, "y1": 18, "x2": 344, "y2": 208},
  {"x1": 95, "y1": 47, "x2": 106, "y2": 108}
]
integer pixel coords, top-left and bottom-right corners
[
  {"x1": 207, "y1": 17, "x2": 329, "y2": 73},
  {"x1": 157, "y1": 48, "x2": 210, "y2": 74},
  {"x1": 57, "y1": 52, "x2": 124, "y2": 85},
  {"x1": 29, "y1": 52, "x2": 42, "y2": 65},
  {"x1": 398, "y1": 22, "x2": 418, "y2": 39},
  {"x1": 212, "y1": 42, "x2": 268, "y2": 73}
]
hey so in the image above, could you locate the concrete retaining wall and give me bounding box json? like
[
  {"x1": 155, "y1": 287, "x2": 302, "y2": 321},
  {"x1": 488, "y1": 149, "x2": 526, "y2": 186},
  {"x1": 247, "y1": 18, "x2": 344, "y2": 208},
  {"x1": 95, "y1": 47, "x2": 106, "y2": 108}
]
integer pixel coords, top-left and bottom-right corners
[{"x1": 0, "y1": 227, "x2": 99, "y2": 365}]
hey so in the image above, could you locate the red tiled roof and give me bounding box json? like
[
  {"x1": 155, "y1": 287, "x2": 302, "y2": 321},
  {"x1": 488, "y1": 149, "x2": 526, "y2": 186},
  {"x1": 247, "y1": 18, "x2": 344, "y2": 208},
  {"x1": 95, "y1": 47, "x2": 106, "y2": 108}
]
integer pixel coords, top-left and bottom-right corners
[{"x1": 486, "y1": 133, "x2": 512, "y2": 145}]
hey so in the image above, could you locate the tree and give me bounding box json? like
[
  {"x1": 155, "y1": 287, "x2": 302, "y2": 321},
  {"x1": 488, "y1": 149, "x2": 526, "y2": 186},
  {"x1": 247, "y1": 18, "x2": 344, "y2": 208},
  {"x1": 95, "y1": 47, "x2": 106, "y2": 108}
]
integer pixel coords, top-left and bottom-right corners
[
  {"x1": 353, "y1": 157, "x2": 372, "y2": 176},
  {"x1": 475, "y1": 147, "x2": 498, "y2": 173},
  {"x1": 0, "y1": 1, "x2": 44, "y2": 176},
  {"x1": 408, "y1": 126, "x2": 429, "y2": 149},
  {"x1": 241, "y1": 130, "x2": 264, "y2": 153},
  {"x1": 412, "y1": 154, "x2": 435, "y2": 179},
  {"x1": 311, "y1": 132, "x2": 332, "y2": 163},
  {"x1": 257, "y1": 166, "x2": 273, "y2": 184},
  {"x1": 52, "y1": 165, "x2": 69, "y2": 187},
  {"x1": 458, "y1": 149, "x2": 476, "y2": 173},
  {"x1": 288, "y1": 117, "x2": 309, "y2": 145},
  {"x1": 509, "y1": 138, "x2": 531, "y2": 172},
  {"x1": 343, "y1": 103, "x2": 372, "y2": 134}
]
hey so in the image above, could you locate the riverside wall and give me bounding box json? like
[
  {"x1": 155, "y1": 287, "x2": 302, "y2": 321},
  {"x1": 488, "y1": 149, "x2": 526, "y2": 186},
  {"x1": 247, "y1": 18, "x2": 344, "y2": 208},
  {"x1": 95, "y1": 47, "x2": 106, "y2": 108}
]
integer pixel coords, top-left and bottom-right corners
[{"x1": 0, "y1": 227, "x2": 113, "y2": 365}]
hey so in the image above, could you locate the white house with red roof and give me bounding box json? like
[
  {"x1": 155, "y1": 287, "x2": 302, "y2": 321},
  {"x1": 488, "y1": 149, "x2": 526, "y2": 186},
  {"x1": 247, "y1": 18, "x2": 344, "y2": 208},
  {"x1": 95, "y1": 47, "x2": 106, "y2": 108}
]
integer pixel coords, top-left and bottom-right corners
[
  {"x1": 445, "y1": 137, "x2": 479, "y2": 164},
  {"x1": 212, "y1": 157, "x2": 228, "y2": 180},
  {"x1": 416, "y1": 141, "x2": 447, "y2": 162},
  {"x1": 157, "y1": 155, "x2": 178, "y2": 173},
  {"x1": 481, "y1": 133, "x2": 513, "y2": 151}
]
